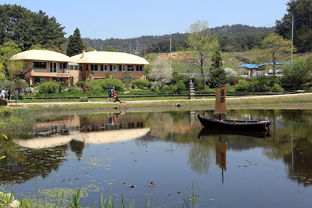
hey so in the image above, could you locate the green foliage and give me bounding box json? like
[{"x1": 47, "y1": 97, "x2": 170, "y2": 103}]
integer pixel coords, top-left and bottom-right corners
[
  {"x1": 234, "y1": 79, "x2": 253, "y2": 92},
  {"x1": 37, "y1": 81, "x2": 62, "y2": 94},
  {"x1": 0, "y1": 79, "x2": 28, "y2": 90},
  {"x1": 148, "y1": 37, "x2": 188, "y2": 53},
  {"x1": 75, "y1": 81, "x2": 87, "y2": 88},
  {"x1": 126, "y1": 89, "x2": 154, "y2": 95},
  {"x1": 0, "y1": 5, "x2": 65, "y2": 50},
  {"x1": 131, "y1": 79, "x2": 150, "y2": 89},
  {"x1": 272, "y1": 83, "x2": 284, "y2": 92},
  {"x1": 208, "y1": 51, "x2": 226, "y2": 88},
  {"x1": 67, "y1": 28, "x2": 84, "y2": 56},
  {"x1": 69, "y1": 189, "x2": 81, "y2": 208},
  {"x1": 187, "y1": 20, "x2": 219, "y2": 88},
  {"x1": 261, "y1": 33, "x2": 292, "y2": 77},
  {"x1": 85, "y1": 79, "x2": 125, "y2": 91},
  {"x1": 276, "y1": 0, "x2": 312, "y2": 52},
  {"x1": 0, "y1": 41, "x2": 25, "y2": 79},
  {"x1": 79, "y1": 97, "x2": 88, "y2": 102},
  {"x1": 171, "y1": 81, "x2": 187, "y2": 94},
  {"x1": 282, "y1": 59, "x2": 312, "y2": 90},
  {"x1": 0, "y1": 72, "x2": 6, "y2": 81},
  {"x1": 102, "y1": 46, "x2": 119, "y2": 52},
  {"x1": 219, "y1": 32, "x2": 270, "y2": 52},
  {"x1": 234, "y1": 77, "x2": 280, "y2": 92},
  {"x1": 0, "y1": 192, "x2": 14, "y2": 207},
  {"x1": 82, "y1": 25, "x2": 273, "y2": 54}
]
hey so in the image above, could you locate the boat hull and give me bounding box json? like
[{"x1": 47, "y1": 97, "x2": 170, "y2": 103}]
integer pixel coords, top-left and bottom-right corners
[{"x1": 198, "y1": 114, "x2": 271, "y2": 132}]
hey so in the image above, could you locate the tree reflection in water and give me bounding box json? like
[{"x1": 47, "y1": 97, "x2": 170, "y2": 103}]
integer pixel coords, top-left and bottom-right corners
[{"x1": 0, "y1": 109, "x2": 311, "y2": 189}]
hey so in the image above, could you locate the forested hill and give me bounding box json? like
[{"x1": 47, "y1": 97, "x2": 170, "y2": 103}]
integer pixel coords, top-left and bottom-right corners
[
  {"x1": 82, "y1": 24, "x2": 274, "y2": 54},
  {"x1": 211, "y1": 24, "x2": 273, "y2": 37}
]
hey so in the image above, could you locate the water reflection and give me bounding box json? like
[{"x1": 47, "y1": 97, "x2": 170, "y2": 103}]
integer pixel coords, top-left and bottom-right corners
[
  {"x1": 0, "y1": 109, "x2": 311, "y2": 206},
  {"x1": 13, "y1": 112, "x2": 150, "y2": 149}
]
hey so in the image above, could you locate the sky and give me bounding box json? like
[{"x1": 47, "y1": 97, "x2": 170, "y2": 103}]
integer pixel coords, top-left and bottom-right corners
[{"x1": 0, "y1": 0, "x2": 290, "y2": 39}]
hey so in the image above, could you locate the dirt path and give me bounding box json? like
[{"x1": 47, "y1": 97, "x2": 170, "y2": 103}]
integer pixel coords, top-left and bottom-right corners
[{"x1": 7, "y1": 93, "x2": 312, "y2": 108}]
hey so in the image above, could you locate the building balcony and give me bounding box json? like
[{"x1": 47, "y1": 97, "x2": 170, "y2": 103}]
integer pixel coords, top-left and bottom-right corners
[{"x1": 30, "y1": 68, "x2": 70, "y2": 78}]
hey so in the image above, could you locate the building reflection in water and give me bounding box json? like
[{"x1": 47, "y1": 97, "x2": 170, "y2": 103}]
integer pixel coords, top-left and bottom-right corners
[
  {"x1": 1, "y1": 112, "x2": 149, "y2": 185},
  {"x1": 13, "y1": 112, "x2": 149, "y2": 152}
]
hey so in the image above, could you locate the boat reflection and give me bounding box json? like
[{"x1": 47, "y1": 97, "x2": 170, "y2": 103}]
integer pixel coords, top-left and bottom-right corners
[{"x1": 198, "y1": 127, "x2": 271, "y2": 139}]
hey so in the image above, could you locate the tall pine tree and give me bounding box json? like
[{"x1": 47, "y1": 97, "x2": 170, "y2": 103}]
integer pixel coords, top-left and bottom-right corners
[
  {"x1": 0, "y1": 4, "x2": 66, "y2": 50},
  {"x1": 208, "y1": 51, "x2": 226, "y2": 88},
  {"x1": 276, "y1": 0, "x2": 312, "y2": 52},
  {"x1": 67, "y1": 28, "x2": 84, "y2": 56}
]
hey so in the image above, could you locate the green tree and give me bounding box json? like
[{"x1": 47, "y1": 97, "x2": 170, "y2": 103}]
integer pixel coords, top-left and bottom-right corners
[
  {"x1": 282, "y1": 58, "x2": 312, "y2": 90},
  {"x1": 261, "y1": 33, "x2": 291, "y2": 77},
  {"x1": 66, "y1": 28, "x2": 84, "y2": 56},
  {"x1": 208, "y1": 51, "x2": 226, "y2": 88},
  {"x1": 187, "y1": 20, "x2": 219, "y2": 89},
  {"x1": 0, "y1": 5, "x2": 65, "y2": 50},
  {"x1": 276, "y1": 0, "x2": 312, "y2": 52},
  {"x1": 0, "y1": 41, "x2": 25, "y2": 80}
]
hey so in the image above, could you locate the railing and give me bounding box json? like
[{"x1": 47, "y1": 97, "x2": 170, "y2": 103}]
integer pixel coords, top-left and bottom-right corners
[{"x1": 31, "y1": 69, "x2": 69, "y2": 73}]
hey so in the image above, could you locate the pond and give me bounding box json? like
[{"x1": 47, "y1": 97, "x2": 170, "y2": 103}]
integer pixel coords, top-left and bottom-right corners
[{"x1": 0, "y1": 109, "x2": 312, "y2": 207}]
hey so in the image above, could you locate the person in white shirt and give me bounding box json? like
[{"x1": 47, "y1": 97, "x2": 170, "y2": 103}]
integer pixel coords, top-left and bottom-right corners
[{"x1": 1, "y1": 89, "x2": 6, "y2": 99}]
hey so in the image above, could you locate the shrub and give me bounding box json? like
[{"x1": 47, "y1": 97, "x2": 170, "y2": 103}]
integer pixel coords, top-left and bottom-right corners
[
  {"x1": 171, "y1": 81, "x2": 187, "y2": 94},
  {"x1": 282, "y1": 59, "x2": 311, "y2": 90},
  {"x1": 250, "y1": 76, "x2": 272, "y2": 92},
  {"x1": 126, "y1": 89, "x2": 154, "y2": 95},
  {"x1": 272, "y1": 83, "x2": 284, "y2": 92},
  {"x1": 101, "y1": 78, "x2": 125, "y2": 91},
  {"x1": 37, "y1": 81, "x2": 61, "y2": 94},
  {"x1": 84, "y1": 78, "x2": 125, "y2": 91},
  {"x1": 131, "y1": 79, "x2": 150, "y2": 89},
  {"x1": 80, "y1": 97, "x2": 88, "y2": 102},
  {"x1": 76, "y1": 81, "x2": 86, "y2": 88},
  {"x1": 234, "y1": 79, "x2": 252, "y2": 92}
]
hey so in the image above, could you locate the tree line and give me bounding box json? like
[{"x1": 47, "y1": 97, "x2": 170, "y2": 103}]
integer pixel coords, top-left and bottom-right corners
[
  {"x1": 82, "y1": 25, "x2": 274, "y2": 54},
  {"x1": 0, "y1": 4, "x2": 65, "y2": 51}
]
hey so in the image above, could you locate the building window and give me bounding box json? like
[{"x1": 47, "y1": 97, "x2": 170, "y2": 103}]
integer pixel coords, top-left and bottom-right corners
[
  {"x1": 59, "y1": 62, "x2": 67, "y2": 70},
  {"x1": 127, "y1": 65, "x2": 134, "y2": 71},
  {"x1": 136, "y1": 65, "x2": 143, "y2": 71},
  {"x1": 119, "y1": 65, "x2": 126, "y2": 72},
  {"x1": 110, "y1": 65, "x2": 116, "y2": 72},
  {"x1": 91, "y1": 64, "x2": 98, "y2": 72},
  {"x1": 32, "y1": 62, "x2": 47, "y2": 69},
  {"x1": 101, "y1": 64, "x2": 108, "y2": 71}
]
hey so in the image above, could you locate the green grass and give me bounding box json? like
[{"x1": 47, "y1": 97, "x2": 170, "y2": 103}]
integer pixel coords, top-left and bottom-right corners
[{"x1": 3, "y1": 93, "x2": 312, "y2": 113}]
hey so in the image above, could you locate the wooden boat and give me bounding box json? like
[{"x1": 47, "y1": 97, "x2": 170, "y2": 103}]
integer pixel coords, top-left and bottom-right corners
[
  {"x1": 198, "y1": 85, "x2": 272, "y2": 132},
  {"x1": 198, "y1": 115, "x2": 271, "y2": 132}
]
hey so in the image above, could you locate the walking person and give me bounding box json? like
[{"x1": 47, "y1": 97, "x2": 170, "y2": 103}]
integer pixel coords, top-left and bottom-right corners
[
  {"x1": 1, "y1": 88, "x2": 6, "y2": 100},
  {"x1": 107, "y1": 87, "x2": 112, "y2": 102},
  {"x1": 7, "y1": 89, "x2": 11, "y2": 101}
]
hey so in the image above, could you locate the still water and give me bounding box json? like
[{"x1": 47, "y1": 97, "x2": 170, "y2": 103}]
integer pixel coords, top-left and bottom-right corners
[{"x1": 0, "y1": 109, "x2": 312, "y2": 207}]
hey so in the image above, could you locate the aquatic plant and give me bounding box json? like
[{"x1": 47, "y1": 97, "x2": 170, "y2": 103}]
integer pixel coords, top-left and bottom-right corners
[
  {"x1": 0, "y1": 133, "x2": 7, "y2": 160},
  {"x1": 0, "y1": 108, "x2": 35, "y2": 137},
  {"x1": 0, "y1": 191, "x2": 15, "y2": 207},
  {"x1": 69, "y1": 189, "x2": 81, "y2": 208}
]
